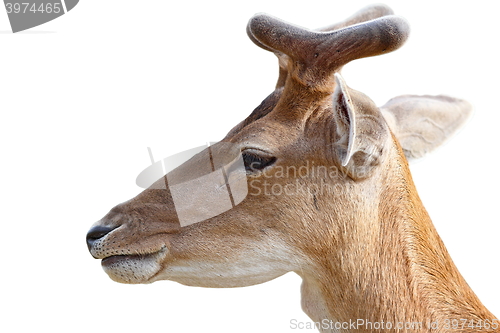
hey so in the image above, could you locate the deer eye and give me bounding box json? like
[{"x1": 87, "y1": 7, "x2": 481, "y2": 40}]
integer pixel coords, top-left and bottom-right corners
[{"x1": 242, "y1": 151, "x2": 276, "y2": 173}]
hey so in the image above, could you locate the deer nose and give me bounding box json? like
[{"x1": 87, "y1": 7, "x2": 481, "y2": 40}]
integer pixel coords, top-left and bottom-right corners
[{"x1": 86, "y1": 226, "x2": 116, "y2": 251}]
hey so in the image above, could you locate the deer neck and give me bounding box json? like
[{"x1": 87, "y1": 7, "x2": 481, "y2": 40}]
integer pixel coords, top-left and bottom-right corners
[{"x1": 297, "y1": 142, "x2": 496, "y2": 333}]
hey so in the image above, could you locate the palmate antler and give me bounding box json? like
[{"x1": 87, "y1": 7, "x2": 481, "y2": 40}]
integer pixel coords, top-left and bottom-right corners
[{"x1": 247, "y1": 4, "x2": 409, "y2": 92}]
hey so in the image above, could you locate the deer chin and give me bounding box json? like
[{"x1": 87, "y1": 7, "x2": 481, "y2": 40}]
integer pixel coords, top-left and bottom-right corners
[
  {"x1": 101, "y1": 247, "x2": 168, "y2": 284},
  {"x1": 149, "y1": 247, "x2": 298, "y2": 288},
  {"x1": 164, "y1": 271, "x2": 288, "y2": 289}
]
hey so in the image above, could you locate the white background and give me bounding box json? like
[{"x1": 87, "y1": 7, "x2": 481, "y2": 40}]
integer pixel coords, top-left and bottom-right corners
[{"x1": 1, "y1": 0, "x2": 498, "y2": 332}]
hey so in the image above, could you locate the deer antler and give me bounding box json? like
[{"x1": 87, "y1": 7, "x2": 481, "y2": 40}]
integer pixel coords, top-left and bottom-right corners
[
  {"x1": 247, "y1": 10, "x2": 409, "y2": 91},
  {"x1": 228, "y1": 5, "x2": 407, "y2": 137},
  {"x1": 248, "y1": 4, "x2": 398, "y2": 90}
]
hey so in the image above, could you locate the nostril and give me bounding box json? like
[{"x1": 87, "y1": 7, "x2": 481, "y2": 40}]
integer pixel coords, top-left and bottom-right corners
[{"x1": 86, "y1": 226, "x2": 116, "y2": 252}]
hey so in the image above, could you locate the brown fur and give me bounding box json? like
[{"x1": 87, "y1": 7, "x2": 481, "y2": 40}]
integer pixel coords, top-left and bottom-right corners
[{"x1": 87, "y1": 5, "x2": 498, "y2": 332}]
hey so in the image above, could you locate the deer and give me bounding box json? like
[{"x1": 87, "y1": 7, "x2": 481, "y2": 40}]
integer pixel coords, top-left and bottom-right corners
[{"x1": 86, "y1": 4, "x2": 498, "y2": 332}]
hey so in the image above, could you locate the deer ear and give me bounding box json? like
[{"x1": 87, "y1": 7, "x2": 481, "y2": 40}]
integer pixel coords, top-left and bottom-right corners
[
  {"x1": 380, "y1": 95, "x2": 472, "y2": 160},
  {"x1": 332, "y1": 74, "x2": 357, "y2": 167},
  {"x1": 332, "y1": 74, "x2": 388, "y2": 178}
]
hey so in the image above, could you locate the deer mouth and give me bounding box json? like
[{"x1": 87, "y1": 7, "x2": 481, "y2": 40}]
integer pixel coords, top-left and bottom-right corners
[
  {"x1": 100, "y1": 247, "x2": 168, "y2": 283},
  {"x1": 101, "y1": 247, "x2": 167, "y2": 266},
  {"x1": 102, "y1": 253, "x2": 151, "y2": 266}
]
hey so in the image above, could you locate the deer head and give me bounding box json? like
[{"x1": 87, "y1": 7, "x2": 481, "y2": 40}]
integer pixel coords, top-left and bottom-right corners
[{"x1": 87, "y1": 4, "x2": 496, "y2": 330}]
